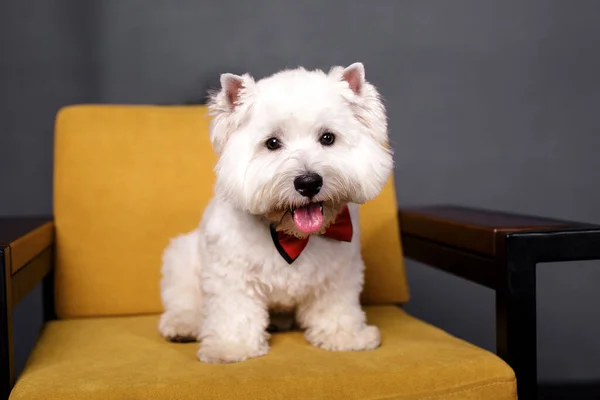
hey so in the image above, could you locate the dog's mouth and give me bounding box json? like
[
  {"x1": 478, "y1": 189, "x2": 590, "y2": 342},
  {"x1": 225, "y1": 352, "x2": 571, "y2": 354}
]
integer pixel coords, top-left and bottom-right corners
[{"x1": 290, "y1": 202, "x2": 324, "y2": 234}]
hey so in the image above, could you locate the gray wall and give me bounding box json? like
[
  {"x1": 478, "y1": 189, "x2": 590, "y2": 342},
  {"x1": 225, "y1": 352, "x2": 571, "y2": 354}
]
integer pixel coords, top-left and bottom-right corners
[{"x1": 2, "y1": 0, "x2": 600, "y2": 384}]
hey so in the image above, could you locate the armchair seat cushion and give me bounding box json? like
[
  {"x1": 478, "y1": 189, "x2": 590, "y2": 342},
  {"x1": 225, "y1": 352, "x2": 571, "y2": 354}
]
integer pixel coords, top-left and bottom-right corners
[{"x1": 10, "y1": 306, "x2": 515, "y2": 400}]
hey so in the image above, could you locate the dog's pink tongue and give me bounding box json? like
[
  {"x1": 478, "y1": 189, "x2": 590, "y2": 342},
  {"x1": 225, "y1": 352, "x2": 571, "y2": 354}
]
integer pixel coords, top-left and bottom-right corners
[{"x1": 293, "y1": 204, "x2": 323, "y2": 234}]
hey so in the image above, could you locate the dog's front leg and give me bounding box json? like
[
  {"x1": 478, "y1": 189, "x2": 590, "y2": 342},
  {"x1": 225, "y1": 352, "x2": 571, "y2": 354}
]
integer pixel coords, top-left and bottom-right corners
[
  {"x1": 297, "y1": 277, "x2": 380, "y2": 352},
  {"x1": 197, "y1": 286, "x2": 270, "y2": 364}
]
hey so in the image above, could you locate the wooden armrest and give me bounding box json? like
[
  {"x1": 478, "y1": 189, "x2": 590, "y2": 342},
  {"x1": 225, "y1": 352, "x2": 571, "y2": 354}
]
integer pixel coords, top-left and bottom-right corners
[
  {"x1": 0, "y1": 217, "x2": 54, "y2": 306},
  {"x1": 0, "y1": 217, "x2": 54, "y2": 391},
  {"x1": 398, "y1": 205, "x2": 599, "y2": 288}
]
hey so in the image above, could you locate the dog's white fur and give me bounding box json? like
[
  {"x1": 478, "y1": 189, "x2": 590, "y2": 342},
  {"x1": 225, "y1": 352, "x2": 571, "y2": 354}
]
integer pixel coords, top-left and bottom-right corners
[{"x1": 158, "y1": 63, "x2": 394, "y2": 364}]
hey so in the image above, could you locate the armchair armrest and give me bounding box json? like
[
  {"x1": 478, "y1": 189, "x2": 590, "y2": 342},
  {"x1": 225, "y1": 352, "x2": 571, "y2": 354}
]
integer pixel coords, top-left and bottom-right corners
[
  {"x1": 398, "y1": 205, "x2": 600, "y2": 399},
  {"x1": 398, "y1": 205, "x2": 598, "y2": 288},
  {"x1": 1, "y1": 217, "x2": 54, "y2": 304},
  {"x1": 0, "y1": 217, "x2": 54, "y2": 394}
]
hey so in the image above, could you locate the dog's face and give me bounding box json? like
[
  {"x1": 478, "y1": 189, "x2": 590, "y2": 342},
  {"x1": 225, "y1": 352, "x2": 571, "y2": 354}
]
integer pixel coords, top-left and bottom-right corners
[{"x1": 207, "y1": 63, "x2": 393, "y2": 237}]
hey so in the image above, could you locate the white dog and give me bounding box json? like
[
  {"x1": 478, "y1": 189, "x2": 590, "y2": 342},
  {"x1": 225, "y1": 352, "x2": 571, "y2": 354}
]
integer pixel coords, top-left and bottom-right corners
[{"x1": 158, "y1": 62, "x2": 394, "y2": 364}]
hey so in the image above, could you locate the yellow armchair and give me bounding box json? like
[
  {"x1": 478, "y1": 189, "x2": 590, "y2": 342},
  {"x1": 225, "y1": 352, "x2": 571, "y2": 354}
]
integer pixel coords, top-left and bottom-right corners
[{"x1": 4, "y1": 105, "x2": 597, "y2": 399}]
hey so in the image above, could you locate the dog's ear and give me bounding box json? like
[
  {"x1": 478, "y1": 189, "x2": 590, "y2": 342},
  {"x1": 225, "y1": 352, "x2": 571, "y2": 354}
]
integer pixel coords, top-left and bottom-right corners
[
  {"x1": 220, "y1": 73, "x2": 245, "y2": 109},
  {"x1": 208, "y1": 72, "x2": 254, "y2": 114},
  {"x1": 341, "y1": 62, "x2": 365, "y2": 95},
  {"x1": 207, "y1": 72, "x2": 255, "y2": 155}
]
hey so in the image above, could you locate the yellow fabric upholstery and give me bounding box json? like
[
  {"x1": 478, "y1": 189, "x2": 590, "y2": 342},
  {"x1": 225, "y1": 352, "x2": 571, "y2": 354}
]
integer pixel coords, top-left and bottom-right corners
[
  {"x1": 53, "y1": 105, "x2": 409, "y2": 318},
  {"x1": 11, "y1": 306, "x2": 515, "y2": 400}
]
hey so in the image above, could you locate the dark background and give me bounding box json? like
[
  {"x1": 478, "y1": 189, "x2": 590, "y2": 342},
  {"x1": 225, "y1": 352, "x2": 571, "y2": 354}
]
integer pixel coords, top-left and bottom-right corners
[{"x1": 2, "y1": 0, "x2": 600, "y2": 385}]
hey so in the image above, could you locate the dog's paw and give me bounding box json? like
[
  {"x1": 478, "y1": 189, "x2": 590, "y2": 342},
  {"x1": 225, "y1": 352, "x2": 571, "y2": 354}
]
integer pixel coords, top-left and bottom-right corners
[
  {"x1": 158, "y1": 310, "x2": 200, "y2": 342},
  {"x1": 306, "y1": 325, "x2": 381, "y2": 351},
  {"x1": 197, "y1": 341, "x2": 269, "y2": 364}
]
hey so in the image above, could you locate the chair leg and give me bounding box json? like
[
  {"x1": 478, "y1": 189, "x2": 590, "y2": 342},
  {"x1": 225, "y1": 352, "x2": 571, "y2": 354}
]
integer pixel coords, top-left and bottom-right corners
[
  {"x1": 496, "y1": 237, "x2": 538, "y2": 400},
  {"x1": 0, "y1": 247, "x2": 14, "y2": 399},
  {"x1": 496, "y1": 228, "x2": 600, "y2": 399}
]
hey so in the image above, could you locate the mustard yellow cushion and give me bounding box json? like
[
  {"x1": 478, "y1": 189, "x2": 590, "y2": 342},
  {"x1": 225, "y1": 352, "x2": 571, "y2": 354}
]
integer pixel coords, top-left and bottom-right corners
[
  {"x1": 11, "y1": 306, "x2": 515, "y2": 400},
  {"x1": 53, "y1": 105, "x2": 409, "y2": 318}
]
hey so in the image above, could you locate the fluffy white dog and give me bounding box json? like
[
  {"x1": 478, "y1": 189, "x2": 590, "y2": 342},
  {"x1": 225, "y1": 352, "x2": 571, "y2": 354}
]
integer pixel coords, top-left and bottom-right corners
[{"x1": 158, "y1": 62, "x2": 394, "y2": 364}]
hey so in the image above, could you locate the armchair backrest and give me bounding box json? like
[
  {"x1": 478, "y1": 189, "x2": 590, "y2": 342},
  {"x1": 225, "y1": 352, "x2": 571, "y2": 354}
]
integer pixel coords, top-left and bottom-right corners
[{"x1": 53, "y1": 105, "x2": 409, "y2": 318}]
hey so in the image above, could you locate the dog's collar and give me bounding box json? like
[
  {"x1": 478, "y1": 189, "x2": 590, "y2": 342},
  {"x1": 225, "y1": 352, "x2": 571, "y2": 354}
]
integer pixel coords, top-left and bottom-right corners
[{"x1": 269, "y1": 205, "x2": 353, "y2": 264}]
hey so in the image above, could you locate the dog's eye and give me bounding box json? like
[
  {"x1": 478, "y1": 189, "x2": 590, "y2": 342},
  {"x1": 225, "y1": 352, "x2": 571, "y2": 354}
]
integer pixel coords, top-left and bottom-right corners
[
  {"x1": 265, "y1": 137, "x2": 282, "y2": 151},
  {"x1": 319, "y1": 132, "x2": 335, "y2": 146}
]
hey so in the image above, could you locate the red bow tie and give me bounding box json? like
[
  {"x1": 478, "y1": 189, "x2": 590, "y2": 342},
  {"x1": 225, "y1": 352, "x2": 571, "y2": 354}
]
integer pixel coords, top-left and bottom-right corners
[{"x1": 270, "y1": 205, "x2": 353, "y2": 264}]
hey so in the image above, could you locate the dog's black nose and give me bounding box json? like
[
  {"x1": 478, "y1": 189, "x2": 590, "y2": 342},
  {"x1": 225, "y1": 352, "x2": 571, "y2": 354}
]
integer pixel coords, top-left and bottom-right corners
[{"x1": 294, "y1": 173, "x2": 323, "y2": 198}]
